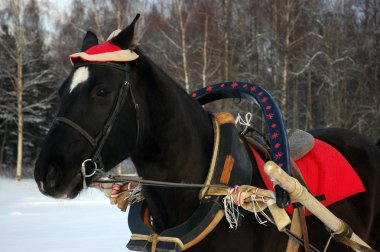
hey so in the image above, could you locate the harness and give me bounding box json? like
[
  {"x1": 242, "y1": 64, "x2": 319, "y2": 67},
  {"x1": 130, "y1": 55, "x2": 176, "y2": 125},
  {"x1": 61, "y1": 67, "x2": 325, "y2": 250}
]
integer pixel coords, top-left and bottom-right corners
[
  {"x1": 53, "y1": 61, "x2": 140, "y2": 188},
  {"x1": 98, "y1": 113, "x2": 318, "y2": 252},
  {"x1": 126, "y1": 113, "x2": 253, "y2": 252}
]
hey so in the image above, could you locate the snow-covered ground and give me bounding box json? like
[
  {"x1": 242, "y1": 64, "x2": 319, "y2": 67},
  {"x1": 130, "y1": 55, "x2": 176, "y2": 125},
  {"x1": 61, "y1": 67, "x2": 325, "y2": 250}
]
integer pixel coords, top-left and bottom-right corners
[{"x1": 0, "y1": 177, "x2": 132, "y2": 252}]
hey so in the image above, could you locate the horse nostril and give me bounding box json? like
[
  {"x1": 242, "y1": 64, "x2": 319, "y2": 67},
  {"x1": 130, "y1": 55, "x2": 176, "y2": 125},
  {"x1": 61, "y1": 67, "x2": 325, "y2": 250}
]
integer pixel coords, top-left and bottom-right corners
[{"x1": 45, "y1": 163, "x2": 61, "y2": 189}]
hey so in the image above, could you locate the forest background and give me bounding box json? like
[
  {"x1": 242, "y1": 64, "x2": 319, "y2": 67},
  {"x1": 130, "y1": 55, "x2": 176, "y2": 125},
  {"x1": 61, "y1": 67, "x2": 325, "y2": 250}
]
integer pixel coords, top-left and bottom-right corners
[{"x1": 0, "y1": 0, "x2": 379, "y2": 179}]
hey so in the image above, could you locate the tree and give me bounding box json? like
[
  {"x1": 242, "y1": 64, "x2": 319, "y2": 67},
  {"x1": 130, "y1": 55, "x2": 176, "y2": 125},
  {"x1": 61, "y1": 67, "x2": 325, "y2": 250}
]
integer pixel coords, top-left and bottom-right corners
[
  {"x1": 0, "y1": 0, "x2": 56, "y2": 179},
  {"x1": 0, "y1": 23, "x2": 17, "y2": 171},
  {"x1": 4, "y1": 0, "x2": 24, "y2": 180}
]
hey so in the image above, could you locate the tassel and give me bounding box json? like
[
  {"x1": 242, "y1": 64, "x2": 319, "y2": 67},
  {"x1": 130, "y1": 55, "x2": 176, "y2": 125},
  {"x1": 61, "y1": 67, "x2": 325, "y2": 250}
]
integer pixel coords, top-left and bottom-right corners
[
  {"x1": 250, "y1": 195, "x2": 268, "y2": 225},
  {"x1": 223, "y1": 188, "x2": 243, "y2": 229}
]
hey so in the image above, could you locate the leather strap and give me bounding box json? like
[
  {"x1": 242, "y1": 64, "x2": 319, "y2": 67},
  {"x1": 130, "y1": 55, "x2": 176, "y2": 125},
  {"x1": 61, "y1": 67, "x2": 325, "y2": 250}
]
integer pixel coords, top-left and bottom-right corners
[
  {"x1": 127, "y1": 200, "x2": 225, "y2": 252},
  {"x1": 286, "y1": 208, "x2": 303, "y2": 252},
  {"x1": 54, "y1": 117, "x2": 98, "y2": 147},
  {"x1": 298, "y1": 206, "x2": 310, "y2": 252},
  {"x1": 244, "y1": 136, "x2": 271, "y2": 161}
]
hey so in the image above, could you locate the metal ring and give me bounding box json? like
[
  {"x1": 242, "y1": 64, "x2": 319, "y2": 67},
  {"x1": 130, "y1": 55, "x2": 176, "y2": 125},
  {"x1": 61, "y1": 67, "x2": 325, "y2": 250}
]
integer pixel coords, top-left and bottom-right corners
[{"x1": 81, "y1": 159, "x2": 98, "y2": 178}]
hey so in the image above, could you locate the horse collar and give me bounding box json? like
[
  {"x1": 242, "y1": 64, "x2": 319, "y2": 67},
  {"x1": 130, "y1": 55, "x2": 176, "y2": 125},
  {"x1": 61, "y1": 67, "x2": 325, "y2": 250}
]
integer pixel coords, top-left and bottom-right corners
[{"x1": 127, "y1": 113, "x2": 253, "y2": 252}]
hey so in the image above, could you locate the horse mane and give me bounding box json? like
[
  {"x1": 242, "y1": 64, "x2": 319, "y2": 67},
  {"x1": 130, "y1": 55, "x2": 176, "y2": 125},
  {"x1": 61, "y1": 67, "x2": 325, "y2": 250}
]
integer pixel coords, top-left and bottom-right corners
[
  {"x1": 134, "y1": 47, "x2": 197, "y2": 104},
  {"x1": 133, "y1": 47, "x2": 213, "y2": 152},
  {"x1": 128, "y1": 48, "x2": 216, "y2": 231}
]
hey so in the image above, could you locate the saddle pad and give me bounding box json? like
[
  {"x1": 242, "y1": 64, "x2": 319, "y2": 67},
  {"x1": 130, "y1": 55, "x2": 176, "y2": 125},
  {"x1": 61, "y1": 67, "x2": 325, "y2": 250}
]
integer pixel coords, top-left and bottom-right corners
[{"x1": 249, "y1": 139, "x2": 366, "y2": 215}]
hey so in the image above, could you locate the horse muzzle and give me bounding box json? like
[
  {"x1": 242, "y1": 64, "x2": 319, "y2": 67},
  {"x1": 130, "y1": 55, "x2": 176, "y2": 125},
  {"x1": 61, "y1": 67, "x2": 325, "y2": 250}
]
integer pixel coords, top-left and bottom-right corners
[{"x1": 35, "y1": 161, "x2": 83, "y2": 199}]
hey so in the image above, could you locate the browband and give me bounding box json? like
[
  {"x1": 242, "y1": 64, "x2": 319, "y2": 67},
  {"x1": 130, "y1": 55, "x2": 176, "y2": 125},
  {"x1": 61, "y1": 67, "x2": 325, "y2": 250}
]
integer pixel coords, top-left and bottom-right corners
[{"x1": 73, "y1": 61, "x2": 131, "y2": 72}]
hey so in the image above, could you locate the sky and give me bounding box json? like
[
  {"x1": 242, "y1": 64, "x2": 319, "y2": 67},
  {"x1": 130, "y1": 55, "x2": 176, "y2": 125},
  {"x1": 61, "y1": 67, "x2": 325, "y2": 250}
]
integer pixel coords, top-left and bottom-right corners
[{"x1": 39, "y1": 0, "x2": 73, "y2": 44}]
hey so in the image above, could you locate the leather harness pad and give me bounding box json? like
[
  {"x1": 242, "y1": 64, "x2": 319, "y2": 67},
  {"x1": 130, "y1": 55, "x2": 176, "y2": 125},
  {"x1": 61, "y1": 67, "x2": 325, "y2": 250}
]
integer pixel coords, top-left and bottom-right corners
[
  {"x1": 202, "y1": 114, "x2": 253, "y2": 196},
  {"x1": 127, "y1": 113, "x2": 253, "y2": 251}
]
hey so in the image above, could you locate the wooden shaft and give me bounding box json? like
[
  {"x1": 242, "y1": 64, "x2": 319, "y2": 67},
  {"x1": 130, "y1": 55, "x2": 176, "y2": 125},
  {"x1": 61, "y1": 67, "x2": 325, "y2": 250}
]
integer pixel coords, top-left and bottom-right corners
[{"x1": 264, "y1": 161, "x2": 372, "y2": 252}]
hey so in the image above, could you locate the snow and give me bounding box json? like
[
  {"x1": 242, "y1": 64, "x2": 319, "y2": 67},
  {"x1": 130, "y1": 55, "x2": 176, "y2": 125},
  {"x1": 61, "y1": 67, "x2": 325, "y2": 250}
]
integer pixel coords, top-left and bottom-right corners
[{"x1": 0, "y1": 177, "x2": 132, "y2": 252}]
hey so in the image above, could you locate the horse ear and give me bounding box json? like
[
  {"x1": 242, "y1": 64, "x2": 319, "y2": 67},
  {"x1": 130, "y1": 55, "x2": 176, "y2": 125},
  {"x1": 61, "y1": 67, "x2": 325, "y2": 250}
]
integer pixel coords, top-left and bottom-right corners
[
  {"x1": 81, "y1": 31, "x2": 98, "y2": 51},
  {"x1": 110, "y1": 14, "x2": 140, "y2": 49}
]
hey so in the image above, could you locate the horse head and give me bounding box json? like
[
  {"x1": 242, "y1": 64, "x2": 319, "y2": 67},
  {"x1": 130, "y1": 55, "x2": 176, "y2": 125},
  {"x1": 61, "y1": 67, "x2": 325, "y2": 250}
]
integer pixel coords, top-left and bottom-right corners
[{"x1": 34, "y1": 15, "x2": 141, "y2": 199}]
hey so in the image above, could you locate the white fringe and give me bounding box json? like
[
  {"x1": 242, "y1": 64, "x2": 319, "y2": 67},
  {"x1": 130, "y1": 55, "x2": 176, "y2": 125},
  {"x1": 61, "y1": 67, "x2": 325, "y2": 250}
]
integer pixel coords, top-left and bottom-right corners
[
  {"x1": 126, "y1": 185, "x2": 142, "y2": 204},
  {"x1": 250, "y1": 195, "x2": 267, "y2": 226},
  {"x1": 223, "y1": 193, "x2": 243, "y2": 229}
]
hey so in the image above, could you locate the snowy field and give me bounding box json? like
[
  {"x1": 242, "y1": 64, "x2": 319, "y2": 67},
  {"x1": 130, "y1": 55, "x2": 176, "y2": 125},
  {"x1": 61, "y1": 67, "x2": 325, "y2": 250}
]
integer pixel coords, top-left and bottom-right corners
[{"x1": 0, "y1": 177, "x2": 132, "y2": 252}]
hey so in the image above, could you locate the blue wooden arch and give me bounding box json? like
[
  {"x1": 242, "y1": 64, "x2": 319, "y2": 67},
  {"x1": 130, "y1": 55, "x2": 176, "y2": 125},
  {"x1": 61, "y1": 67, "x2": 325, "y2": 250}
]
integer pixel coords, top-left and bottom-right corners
[{"x1": 192, "y1": 82, "x2": 291, "y2": 208}]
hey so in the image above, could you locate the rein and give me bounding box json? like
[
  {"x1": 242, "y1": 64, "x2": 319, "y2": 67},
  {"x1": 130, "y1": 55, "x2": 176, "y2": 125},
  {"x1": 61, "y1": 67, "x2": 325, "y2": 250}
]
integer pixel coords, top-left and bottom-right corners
[
  {"x1": 93, "y1": 175, "x2": 230, "y2": 189},
  {"x1": 53, "y1": 61, "x2": 140, "y2": 188}
]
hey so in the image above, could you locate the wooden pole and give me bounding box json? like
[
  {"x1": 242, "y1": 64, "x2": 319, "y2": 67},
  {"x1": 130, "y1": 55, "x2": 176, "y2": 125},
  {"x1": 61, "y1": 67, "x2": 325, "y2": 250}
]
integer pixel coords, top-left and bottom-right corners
[{"x1": 264, "y1": 161, "x2": 373, "y2": 252}]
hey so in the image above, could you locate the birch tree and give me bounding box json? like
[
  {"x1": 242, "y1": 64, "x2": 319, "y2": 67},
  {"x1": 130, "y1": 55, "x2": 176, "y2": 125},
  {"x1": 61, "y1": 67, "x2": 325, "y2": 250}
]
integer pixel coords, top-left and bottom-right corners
[
  {"x1": 7, "y1": 0, "x2": 23, "y2": 180},
  {"x1": 0, "y1": 0, "x2": 55, "y2": 178},
  {"x1": 174, "y1": 0, "x2": 190, "y2": 92}
]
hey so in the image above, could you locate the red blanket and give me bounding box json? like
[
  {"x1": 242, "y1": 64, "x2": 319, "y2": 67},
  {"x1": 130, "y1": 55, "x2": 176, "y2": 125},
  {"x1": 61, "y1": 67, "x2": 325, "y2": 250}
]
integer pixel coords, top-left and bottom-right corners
[{"x1": 250, "y1": 139, "x2": 366, "y2": 215}]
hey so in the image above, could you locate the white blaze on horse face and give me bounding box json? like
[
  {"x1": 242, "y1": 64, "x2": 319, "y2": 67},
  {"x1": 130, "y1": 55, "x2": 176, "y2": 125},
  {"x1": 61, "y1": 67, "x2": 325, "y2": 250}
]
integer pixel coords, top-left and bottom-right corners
[{"x1": 69, "y1": 67, "x2": 89, "y2": 93}]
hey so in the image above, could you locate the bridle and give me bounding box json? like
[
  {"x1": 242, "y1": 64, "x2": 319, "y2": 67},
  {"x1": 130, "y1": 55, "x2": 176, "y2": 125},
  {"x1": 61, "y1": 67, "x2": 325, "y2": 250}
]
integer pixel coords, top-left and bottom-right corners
[{"x1": 53, "y1": 61, "x2": 140, "y2": 188}]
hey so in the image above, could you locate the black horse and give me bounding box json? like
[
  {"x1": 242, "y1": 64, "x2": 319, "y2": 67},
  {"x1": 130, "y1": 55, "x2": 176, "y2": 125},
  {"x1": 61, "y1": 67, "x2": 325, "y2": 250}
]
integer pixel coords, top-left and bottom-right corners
[{"x1": 35, "y1": 17, "x2": 380, "y2": 251}]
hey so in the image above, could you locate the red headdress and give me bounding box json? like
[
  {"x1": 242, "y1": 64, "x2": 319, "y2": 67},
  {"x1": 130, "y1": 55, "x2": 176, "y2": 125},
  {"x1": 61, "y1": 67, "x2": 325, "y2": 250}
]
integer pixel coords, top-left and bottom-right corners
[{"x1": 70, "y1": 29, "x2": 139, "y2": 65}]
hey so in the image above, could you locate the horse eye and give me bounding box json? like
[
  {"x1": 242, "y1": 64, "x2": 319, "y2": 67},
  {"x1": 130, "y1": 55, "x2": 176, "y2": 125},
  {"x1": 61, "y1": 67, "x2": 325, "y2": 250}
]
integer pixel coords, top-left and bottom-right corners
[{"x1": 97, "y1": 89, "x2": 108, "y2": 97}]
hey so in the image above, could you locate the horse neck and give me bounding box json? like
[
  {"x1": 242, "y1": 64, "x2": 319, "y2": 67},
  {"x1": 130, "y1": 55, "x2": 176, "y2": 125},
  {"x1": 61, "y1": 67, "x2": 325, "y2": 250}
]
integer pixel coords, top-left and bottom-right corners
[{"x1": 131, "y1": 55, "x2": 214, "y2": 231}]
